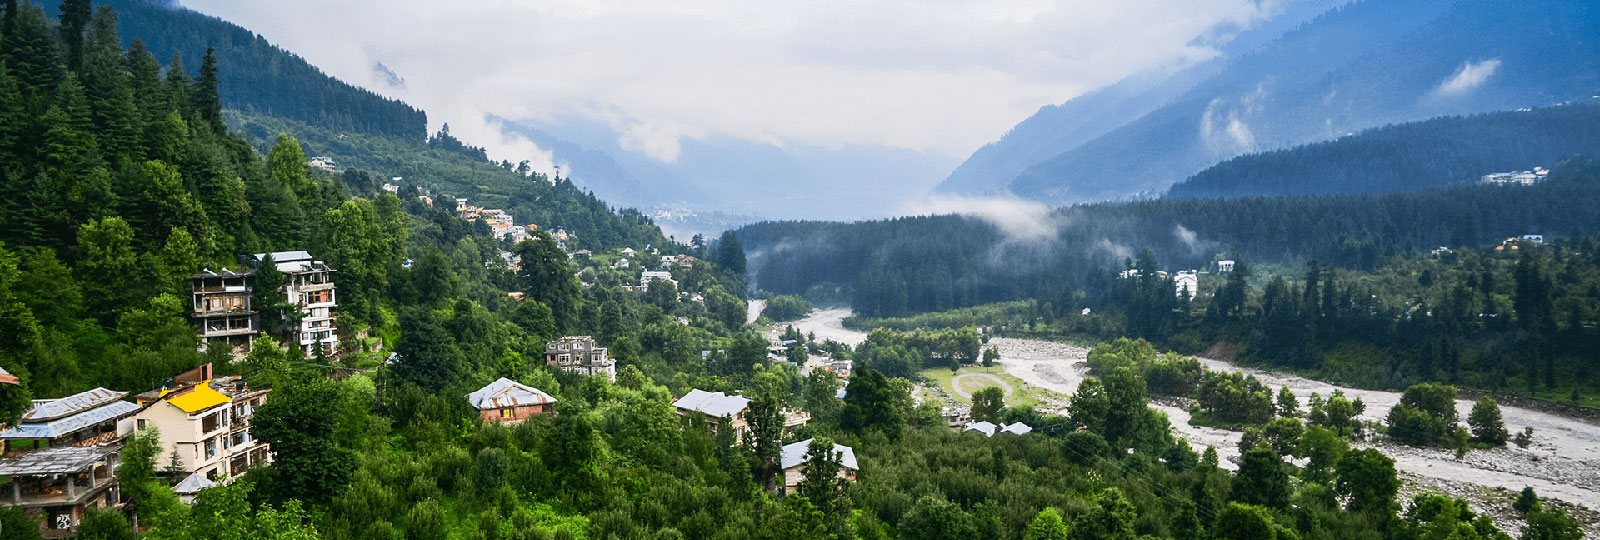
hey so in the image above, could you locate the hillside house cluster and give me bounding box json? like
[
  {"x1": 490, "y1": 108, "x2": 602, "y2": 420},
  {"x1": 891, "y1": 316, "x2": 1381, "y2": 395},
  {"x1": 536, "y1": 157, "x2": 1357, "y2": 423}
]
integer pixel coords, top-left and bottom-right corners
[
  {"x1": 454, "y1": 197, "x2": 537, "y2": 242},
  {"x1": 1480, "y1": 167, "x2": 1547, "y2": 186},
  {"x1": 1117, "y1": 268, "x2": 1204, "y2": 299},
  {"x1": 545, "y1": 336, "x2": 616, "y2": 382},
  {"x1": 0, "y1": 364, "x2": 271, "y2": 536},
  {"x1": 307, "y1": 156, "x2": 337, "y2": 172}
]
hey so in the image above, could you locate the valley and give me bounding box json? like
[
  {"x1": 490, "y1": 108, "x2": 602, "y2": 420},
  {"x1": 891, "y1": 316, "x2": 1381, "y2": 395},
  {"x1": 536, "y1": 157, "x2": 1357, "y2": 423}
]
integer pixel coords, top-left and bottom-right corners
[{"x1": 771, "y1": 307, "x2": 1600, "y2": 535}]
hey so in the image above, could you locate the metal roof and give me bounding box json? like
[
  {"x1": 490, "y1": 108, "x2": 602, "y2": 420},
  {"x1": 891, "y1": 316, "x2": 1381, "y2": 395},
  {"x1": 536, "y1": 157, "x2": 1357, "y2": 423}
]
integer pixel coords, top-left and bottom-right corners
[
  {"x1": 173, "y1": 470, "x2": 217, "y2": 494},
  {"x1": 673, "y1": 389, "x2": 750, "y2": 418},
  {"x1": 165, "y1": 384, "x2": 232, "y2": 414},
  {"x1": 780, "y1": 438, "x2": 859, "y2": 471},
  {"x1": 0, "y1": 446, "x2": 114, "y2": 475},
  {"x1": 0, "y1": 401, "x2": 141, "y2": 440},
  {"x1": 466, "y1": 378, "x2": 556, "y2": 410},
  {"x1": 254, "y1": 250, "x2": 312, "y2": 263},
  {"x1": 20, "y1": 388, "x2": 127, "y2": 422},
  {"x1": 964, "y1": 421, "x2": 998, "y2": 436}
]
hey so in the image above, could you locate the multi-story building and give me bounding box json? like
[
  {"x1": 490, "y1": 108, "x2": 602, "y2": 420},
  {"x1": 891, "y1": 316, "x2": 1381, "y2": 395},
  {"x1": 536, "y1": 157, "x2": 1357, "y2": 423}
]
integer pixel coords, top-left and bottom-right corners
[
  {"x1": 0, "y1": 388, "x2": 139, "y2": 537},
  {"x1": 544, "y1": 336, "x2": 616, "y2": 382},
  {"x1": 130, "y1": 364, "x2": 271, "y2": 485},
  {"x1": 0, "y1": 446, "x2": 121, "y2": 537},
  {"x1": 253, "y1": 251, "x2": 338, "y2": 357},
  {"x1": 0, "y1": 388, "x2": 141, "y2": 450},
  {"x1": 190, "y1": 268, "x2": 257, "y2": 355}
]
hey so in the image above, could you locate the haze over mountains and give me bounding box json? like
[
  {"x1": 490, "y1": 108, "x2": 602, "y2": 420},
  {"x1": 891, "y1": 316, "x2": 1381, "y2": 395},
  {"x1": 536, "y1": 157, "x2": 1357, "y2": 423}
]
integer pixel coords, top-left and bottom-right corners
[
  {"x1": 942, "y1": 0, "x2": 1600, "y2": 204},
  {"x1": 150, "y1": 0, "x2": 1600, "y2": 220}
]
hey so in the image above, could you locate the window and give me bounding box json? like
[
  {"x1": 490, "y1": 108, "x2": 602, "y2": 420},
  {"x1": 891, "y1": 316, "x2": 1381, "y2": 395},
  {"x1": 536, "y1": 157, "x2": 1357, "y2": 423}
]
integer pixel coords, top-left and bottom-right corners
[
  {"x1": 204, "y1": 438, "x2": 217, "y2": 459},
  {"x1": 500, "y1": 407, "x2": 515, "y2": 419},
  {"x1": 136, "y1": 419, "x2": 147, "y2": 430},
  {"x1": 202, "y1": 413, "x2": 221, "y2": 433}
]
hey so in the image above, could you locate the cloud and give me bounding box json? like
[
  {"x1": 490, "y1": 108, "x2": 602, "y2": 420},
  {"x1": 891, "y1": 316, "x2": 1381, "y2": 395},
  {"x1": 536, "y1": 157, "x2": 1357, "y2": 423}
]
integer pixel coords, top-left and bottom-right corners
[
  {"x1": 1092, "y1": 238, "x2": 1134, "y2": 261},
  {"x1": 1433, "y1": 58, "x2": 1501, "y2": 97},
  {"x1": 898, "y1": 195, "x2": 1062, "y2": 243},
  {"x1": 1173, "y1": 223, "x2": 1219, "y2": 254},
  {"x1": 179, "y1": 0, "x2": 1285, "y2": 175}
]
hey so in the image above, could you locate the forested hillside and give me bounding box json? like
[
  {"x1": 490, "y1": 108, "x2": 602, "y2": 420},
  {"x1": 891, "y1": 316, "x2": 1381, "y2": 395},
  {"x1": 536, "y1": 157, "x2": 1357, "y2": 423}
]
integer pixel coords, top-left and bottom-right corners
[
  {"x1": 1168, "y1": 105, "x2": 1600, "y2": 199},
  {"x1": 92, "y1": 0, "x2": 426, "y2": 140},
  {"x1": 741, "y1": 160, "x2": 1600, "y2": 317},
  {"x1": 0, "y1": 2, "x2": 1591, "y2": 538}
]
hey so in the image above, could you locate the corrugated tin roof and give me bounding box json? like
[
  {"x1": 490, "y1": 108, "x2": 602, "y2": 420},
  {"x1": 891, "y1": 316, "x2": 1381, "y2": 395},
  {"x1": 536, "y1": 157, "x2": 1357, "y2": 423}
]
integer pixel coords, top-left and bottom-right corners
[
  {"x1": 673, "y1": 389, "x2": 750, "y2": 418},
  {"x1": 20, "y1": 388, "x2": 127, "y2": 422},
  {"x1": 0, "y1": 446, "x2": 114, "y2": 475},
  {"x1": 964, "y1": 421, "x2": 998, "y2": 436},
  {"x1": 166, "y1": 383, "x2": 232, "y2": 413},
  {"x1": 1000, "y1": 422, "x2": 1034, "y2": 436},
  {"x1": 780, "y1": 438, "x2": 859, "y2": 471},
  {"x1": 466, "y1": 378, "x2": 556, "y2": 410},
  {"x1": 173, "y1": 470, "x2": 217, "y2": 494},
  {"x1": 0, "y1": 401, "x2": 141, "y2": 440}
]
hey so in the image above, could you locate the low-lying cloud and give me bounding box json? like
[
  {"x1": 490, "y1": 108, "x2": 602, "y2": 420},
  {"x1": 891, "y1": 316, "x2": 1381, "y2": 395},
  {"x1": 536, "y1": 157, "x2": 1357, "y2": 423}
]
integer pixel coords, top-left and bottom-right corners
[
  {"x1": 899, "y1": 195, "x2": 1063, "y2": 243},
  {"x1": 1433, "y1": 58, "x2": 1501, "y2": 97},
  {"x1": 181, "y1": 0, "x2": 1287, "y2": 178}
]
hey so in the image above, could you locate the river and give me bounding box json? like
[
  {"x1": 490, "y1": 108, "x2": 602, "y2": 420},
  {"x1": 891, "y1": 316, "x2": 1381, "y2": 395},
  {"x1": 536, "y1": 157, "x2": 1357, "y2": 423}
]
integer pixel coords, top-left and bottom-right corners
[{"x1": 774, "y1": 307, "x2": 1600, "y2": 519}]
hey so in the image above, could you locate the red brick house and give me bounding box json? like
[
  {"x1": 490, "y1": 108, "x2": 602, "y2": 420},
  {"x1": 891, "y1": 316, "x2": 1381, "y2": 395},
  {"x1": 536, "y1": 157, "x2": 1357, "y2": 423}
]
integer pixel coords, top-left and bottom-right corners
[{"x1": 467, "y1": 378, "x2": 557, "y2": 425}]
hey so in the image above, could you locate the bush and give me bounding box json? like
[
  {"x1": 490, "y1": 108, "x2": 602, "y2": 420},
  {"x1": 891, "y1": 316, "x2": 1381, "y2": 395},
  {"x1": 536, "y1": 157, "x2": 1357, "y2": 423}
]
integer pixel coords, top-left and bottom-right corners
[{"x1": 764, "y1": 295, "x2": 813, "y2": 322}]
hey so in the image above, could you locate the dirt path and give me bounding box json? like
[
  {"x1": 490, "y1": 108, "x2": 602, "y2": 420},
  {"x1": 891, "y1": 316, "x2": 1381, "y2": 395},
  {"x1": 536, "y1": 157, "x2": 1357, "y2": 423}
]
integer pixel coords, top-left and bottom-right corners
[{"x1": 951, "y1": 373, "x2": 1014, "y2": 398}]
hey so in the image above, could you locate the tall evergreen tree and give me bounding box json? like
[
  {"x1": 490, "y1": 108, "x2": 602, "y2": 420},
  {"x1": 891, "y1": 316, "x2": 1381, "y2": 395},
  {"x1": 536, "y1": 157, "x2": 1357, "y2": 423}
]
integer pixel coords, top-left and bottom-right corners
[
  {"x1": 55, "y1": 0, "x2": 89, "y2": 72},
  {"x1": 191, "y1": 46, "x2": 222, "y2": 132}
]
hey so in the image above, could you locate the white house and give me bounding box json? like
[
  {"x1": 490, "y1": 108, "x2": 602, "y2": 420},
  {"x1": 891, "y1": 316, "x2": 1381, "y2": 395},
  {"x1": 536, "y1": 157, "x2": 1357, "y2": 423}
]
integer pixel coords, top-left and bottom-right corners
[
  {"x1": 1174, "y1": 270, "x2": 1199, "y2": 299},
  {"x1": 1216, "y1": 260, "x2": 1235, "y2": 273},
  {"x1": 640, "y1": 271, "x2": 676, "y2": 291}
]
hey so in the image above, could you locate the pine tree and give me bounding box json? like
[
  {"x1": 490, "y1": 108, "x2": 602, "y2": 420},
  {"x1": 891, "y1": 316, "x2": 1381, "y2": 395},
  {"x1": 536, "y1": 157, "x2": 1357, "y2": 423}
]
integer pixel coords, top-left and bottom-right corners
[
  {"x1": 1467, "y1": 397, "x2": 1508, "y2": 447},
  {"x1": 191, "y1": 46, "x2": 223, "y2": 132},
  {"x1": 56, "y1": 0, "x2": 90, "y2": 72},
  {"x1": 80, "y1": 6, "x2": 138, "y2": 162}
]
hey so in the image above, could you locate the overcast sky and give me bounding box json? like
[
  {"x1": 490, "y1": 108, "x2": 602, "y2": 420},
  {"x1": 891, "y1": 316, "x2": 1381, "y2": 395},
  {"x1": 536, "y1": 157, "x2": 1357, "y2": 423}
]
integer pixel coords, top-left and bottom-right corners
[{"x1": 181, "y1": 0, "x2": 1282, "y2": 173}]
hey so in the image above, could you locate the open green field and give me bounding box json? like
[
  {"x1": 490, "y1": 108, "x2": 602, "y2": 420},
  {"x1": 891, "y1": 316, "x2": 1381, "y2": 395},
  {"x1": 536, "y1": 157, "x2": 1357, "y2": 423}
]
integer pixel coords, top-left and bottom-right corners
[{"x1": 919, "y1": 366, "x2": 1067, "y2": 409}]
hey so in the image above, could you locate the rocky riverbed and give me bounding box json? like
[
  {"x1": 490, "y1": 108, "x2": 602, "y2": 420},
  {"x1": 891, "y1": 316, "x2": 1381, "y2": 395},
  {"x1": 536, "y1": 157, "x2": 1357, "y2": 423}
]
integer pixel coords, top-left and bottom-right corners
[{"x1": 779, "y1": 309, "x2": 1600, "y2": 532}]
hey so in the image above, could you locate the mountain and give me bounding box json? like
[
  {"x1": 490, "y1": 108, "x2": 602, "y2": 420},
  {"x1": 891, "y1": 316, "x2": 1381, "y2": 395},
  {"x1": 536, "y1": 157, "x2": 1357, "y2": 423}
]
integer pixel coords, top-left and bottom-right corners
[
  {"x1": 936, "y1": 0, "x2": 1352, "y2": 196},
  {"x1": 1167, "y1": 104, "x2": 1600, "y2": 199},
  {"x1": 499, "y1": 116, "x2": 958, "y2": 221},
  {"x1": 942, "y1": 0, "x2": 1600, "y2": 204},
  {"x1": 98, "y1": 0, "x2": 426, "y2": 140},
  {"x1": 95, "y1": 0, "x2": 668, "y2": 250}
]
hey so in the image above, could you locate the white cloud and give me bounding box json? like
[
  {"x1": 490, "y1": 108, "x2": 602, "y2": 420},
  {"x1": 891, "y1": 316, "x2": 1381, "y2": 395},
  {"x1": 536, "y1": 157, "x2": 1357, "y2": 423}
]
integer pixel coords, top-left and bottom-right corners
[
  {"x1": 899, "y1": 195, "x2": 1061, "y2": 243},
  {"x1": 180, "y1": 0, "x2": 1282, "y2": 174},
  {"x1": 1434, "y1": 58, "x2": 1502, "y2": 97}
]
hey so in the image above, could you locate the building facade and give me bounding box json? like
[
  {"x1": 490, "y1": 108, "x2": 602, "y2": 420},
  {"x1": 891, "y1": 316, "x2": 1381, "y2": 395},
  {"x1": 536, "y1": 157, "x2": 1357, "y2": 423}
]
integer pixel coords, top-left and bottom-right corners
[
  {"x1": 467, "y1": 378, "x2": 557, "y2": 425},
  {"x1": 254, "y1": 251, "x2": 339, "y2": 357},
  {"x1": 130, "y1": 364, "x2": 271, "y2": 483},
  {"x1": 190, "y1": 268, "x2": 257, "y2": 355},
  {"x1": 778, "y1": 438, "x2": 858, "y2": 495},
  {"x1": 545, "y1": 336, "x2": 616, "y2": 382},
  {"x1": 672, "y1": 389, "x2": 751, "y2": 442}
]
